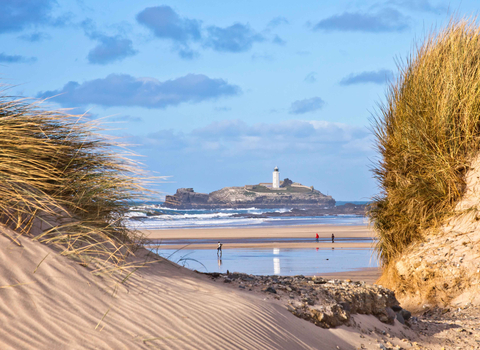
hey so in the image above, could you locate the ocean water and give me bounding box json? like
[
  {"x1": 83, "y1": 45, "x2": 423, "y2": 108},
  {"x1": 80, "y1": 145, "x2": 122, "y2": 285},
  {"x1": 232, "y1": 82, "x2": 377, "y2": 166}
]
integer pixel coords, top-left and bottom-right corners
[
  {"x1": 151, "y1": 247, "x2": 378, "y2": 276},
  {"x1": 126, "y1": 201, "x2": 369, "y2": 230}
]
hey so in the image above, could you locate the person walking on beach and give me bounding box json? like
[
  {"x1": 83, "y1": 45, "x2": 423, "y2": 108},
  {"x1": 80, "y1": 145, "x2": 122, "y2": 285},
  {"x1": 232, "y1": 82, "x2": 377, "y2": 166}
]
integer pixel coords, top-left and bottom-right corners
[
  {"x1": 217, "y1": 241, "x2": 223, "y2": 257},
  {"x1": 315, "y1": 233, "x2": 319, "y2": 243},
  {"x1": 331, "y1": 233, "x2": 335, "y2": 243}
]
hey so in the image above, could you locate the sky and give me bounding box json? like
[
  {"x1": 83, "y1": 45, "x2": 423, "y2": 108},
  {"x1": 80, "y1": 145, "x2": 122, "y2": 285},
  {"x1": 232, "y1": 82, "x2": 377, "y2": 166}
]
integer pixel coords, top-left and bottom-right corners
[{"x1": 1, "y1": 0, "x2": 478, "y2": 201}]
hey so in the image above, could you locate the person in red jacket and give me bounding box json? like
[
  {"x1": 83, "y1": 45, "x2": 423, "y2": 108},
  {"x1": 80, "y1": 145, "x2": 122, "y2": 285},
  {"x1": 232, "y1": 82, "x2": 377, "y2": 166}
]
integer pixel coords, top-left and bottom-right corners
[{"x1": 315, "y1": 233, "x2": 319, "y2": 242}]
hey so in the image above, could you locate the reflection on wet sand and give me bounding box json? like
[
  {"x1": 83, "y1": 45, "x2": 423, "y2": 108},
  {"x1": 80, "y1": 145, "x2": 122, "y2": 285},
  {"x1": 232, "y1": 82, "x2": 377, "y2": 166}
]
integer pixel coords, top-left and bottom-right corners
[
  {"x1": 273, "y1": 257, "x2": 280, "y2": 275},
  {"x1": 273, "y1": 248, "x2": 281, "y2": 274}
]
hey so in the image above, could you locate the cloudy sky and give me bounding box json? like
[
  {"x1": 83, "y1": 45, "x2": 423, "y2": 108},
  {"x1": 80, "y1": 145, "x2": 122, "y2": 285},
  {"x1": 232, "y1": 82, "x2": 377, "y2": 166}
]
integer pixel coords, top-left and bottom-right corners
[{"x1": 2, "y1": 0, "x2": 476, "y2": 200}]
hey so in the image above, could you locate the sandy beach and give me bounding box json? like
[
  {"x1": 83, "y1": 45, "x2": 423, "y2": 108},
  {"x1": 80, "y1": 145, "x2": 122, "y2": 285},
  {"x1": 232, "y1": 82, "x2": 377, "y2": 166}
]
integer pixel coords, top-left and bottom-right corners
[
  {"x1": 143, "y1": 224, "x2": 373, "y2": 240},
  {"x1": 143, "y1": 224, "x2": 380, "y2": 283},
  {"x1": 143, "y1": 225, "x2": 375, "y2": 249},
  {"x1": 0, "y1": 226, "x2": 418, "y2": 350},
  {"x1": 2, "y1": 223, "x2": 475, "y2": 349}
]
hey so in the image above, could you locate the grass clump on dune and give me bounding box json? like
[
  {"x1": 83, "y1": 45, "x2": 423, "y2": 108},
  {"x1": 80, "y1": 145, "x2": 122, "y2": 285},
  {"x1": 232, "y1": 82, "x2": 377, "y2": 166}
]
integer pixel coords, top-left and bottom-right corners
[
  {"x1": 369, "y1": 19, "x2": 480, "y2": 267},
  {"x1": 0, "y1": 94, "x2": 148, "y2": 269}
]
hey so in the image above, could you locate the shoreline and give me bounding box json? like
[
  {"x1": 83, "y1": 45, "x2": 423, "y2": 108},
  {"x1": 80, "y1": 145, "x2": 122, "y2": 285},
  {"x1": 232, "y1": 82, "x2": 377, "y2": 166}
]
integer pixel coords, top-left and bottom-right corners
[
  {"x1": 317, "y1": 267, "x2": 381, "y2": 285},
  {"x1": 143, "y1": 224, "x2": 380, "y2": 284},
  {"x1": 146, "y1": 242, "x2": 374, "y2": 250}
]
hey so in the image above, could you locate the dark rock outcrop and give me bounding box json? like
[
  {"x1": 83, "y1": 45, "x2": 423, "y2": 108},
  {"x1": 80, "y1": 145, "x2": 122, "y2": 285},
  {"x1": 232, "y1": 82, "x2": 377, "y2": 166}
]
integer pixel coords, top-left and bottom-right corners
[{"x1": 164, "y1": 188, "x2": 209, "y2": 207}]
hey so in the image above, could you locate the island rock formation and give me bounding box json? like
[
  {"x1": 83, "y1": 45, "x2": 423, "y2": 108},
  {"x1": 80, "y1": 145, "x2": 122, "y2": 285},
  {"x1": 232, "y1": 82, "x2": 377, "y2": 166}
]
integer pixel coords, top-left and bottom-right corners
[{"x1": 164, "y1": 181, "x2": 335, "y2": 209}]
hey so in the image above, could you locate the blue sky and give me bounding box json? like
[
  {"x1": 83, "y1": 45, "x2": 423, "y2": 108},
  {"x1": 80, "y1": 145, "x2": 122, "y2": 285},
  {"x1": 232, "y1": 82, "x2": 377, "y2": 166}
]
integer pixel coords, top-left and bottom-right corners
[{"x1": 2, "y1": 0, "x2": 476, "y2": 200}]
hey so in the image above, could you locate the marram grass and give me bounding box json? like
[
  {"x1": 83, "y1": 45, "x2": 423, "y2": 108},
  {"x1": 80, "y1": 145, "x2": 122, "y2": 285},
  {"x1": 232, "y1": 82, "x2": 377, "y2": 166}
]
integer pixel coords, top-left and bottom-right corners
[
  {"x1": 0, "y1": 94, "x2": 148, "y2": 269},
  {"x1": 369, "y1": 19, "x2": 480, "y2": 266}
]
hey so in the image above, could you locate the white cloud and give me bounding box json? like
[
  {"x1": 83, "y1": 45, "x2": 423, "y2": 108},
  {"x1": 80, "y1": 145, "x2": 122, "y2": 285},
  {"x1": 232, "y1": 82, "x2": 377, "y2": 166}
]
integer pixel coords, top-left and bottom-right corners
[{"x1": 136, "y1": 119, "x2": 371, "y2": 156}]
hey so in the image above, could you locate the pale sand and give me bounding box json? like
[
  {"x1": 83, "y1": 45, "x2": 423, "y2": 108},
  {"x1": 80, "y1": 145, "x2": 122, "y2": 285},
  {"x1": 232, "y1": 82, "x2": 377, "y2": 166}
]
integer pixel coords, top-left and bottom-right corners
[
  {"x1": 0, "y1": 225, "x2": 422, "y2": 350},
  {"x1": 143, "y1": 224, "x2": 373, "y2": 240}
]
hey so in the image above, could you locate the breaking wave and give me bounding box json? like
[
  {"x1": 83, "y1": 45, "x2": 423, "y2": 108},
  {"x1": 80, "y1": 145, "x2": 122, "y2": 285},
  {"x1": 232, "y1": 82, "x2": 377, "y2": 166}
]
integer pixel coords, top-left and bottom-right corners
[{"x1": 125, "y1": 203, "x2": 366, "y2": 230}]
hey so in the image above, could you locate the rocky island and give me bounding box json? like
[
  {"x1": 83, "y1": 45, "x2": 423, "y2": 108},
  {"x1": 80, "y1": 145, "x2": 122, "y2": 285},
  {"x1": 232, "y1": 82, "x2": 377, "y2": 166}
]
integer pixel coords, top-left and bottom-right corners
[
  {"x1": 164, "y1": 176, "x2": 336, "y2": 209},
  {"x1": 163, "y1": 185, "x2": 335, "y2": 209}
]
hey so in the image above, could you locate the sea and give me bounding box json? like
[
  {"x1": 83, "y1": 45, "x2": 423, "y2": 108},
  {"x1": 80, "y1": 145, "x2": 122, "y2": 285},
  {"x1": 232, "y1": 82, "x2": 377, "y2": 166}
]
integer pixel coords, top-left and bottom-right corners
[
  {"x1": 130, "y1": 201, "x2": 376, "y2": 275},
  {"x1": 125, "y1": 201, "x2": 369, "y2": 230}
]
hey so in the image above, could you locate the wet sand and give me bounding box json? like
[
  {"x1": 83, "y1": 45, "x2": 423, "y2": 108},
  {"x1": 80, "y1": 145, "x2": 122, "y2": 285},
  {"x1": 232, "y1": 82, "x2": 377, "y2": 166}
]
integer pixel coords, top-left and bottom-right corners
[{"x1": 319, "y1": 267, "x2": 382, "y2": 285}]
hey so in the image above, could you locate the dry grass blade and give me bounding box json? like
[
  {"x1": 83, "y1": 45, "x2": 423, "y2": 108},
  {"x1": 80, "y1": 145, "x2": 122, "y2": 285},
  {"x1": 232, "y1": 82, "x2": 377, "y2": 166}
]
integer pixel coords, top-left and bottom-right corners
[
  {"x1": 0, "y1": 282, "x2": 36, "y2": 289},
  {"x1": 95, "y1": 307, "x2": 110, "y2": 330},
  {"x1": 33, "y1": 253, "x2": 49, "y2": 274}
]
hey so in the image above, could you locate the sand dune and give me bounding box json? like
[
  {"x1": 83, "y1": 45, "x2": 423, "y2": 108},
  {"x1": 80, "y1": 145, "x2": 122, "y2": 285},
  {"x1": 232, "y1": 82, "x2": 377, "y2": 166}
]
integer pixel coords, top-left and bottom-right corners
[{"x1": 0, "y1": 225, "x2": 420, "y2": 350}]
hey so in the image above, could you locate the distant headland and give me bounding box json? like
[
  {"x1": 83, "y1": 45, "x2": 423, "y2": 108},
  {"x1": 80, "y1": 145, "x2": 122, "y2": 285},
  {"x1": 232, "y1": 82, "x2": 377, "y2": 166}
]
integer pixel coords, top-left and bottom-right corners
[{"x1": 164, "y1": 167, "x2": 336, "y2": 209}]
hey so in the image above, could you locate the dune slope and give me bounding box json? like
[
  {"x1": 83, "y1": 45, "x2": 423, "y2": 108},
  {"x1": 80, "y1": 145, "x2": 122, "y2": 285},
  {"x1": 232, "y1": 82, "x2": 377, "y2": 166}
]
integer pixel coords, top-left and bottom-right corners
[
  {"x1": 0, "y1": 225, "x2": 413, "y2": 350},
  {"x1": 379, "y1": 155, "x2": 480, "y2": 308}
]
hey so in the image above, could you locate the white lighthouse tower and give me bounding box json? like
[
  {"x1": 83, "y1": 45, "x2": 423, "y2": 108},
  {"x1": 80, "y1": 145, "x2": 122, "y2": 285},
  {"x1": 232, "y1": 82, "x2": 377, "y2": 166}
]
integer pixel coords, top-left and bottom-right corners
[{"x1": 272, "y1": 166, "x2": 280, "y2": 189}]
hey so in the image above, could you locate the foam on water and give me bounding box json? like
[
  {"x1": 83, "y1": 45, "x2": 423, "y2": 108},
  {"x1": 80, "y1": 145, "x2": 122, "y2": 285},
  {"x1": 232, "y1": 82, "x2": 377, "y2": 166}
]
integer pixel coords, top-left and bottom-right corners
[
  {"x1": 125, "y1": 203, "x2": 367, "y2": 229},
  {"x1": 131, "y1": 217, "x2": 266, "y2": 229}
]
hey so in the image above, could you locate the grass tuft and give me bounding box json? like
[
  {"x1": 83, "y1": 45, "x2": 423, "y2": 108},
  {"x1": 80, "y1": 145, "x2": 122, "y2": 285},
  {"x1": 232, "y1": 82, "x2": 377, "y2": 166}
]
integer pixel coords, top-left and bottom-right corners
[
  {"x1": 0, "y1": 93, "x2": 149, "y2": 270},
  {"x1": 369, "y1": 18, "x2": 480, "y2": 266}
]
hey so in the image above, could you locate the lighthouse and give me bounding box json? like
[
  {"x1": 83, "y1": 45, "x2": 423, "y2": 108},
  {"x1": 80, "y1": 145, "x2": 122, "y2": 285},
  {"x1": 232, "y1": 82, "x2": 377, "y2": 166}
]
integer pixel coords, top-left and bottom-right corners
[{"x1": 272, "y1": 166, "x2": 280, "y2": 189}]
